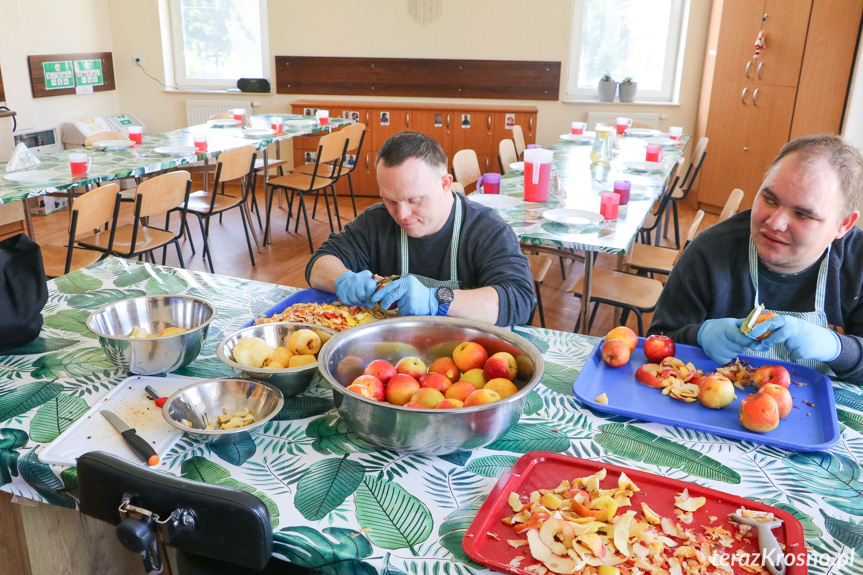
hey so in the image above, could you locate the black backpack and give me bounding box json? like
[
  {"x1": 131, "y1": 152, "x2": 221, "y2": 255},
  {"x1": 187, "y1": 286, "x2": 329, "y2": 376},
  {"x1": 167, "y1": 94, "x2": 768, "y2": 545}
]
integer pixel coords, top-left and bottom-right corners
[{"x1": 0, "y1": 233, "x2": 48, "y2": 351}]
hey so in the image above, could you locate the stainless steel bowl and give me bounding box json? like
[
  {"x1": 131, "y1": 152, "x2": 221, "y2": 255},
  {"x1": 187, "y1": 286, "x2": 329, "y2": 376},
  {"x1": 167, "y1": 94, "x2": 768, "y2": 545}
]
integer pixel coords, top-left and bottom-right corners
[
  {"x1": 86, "y1": 295, "x2": 216, "y2": 375},
  {"x1": 162, "y1": 378, "x2": 284, "y2": 443},
  {"x1": 216, "y1": 323, "x2": 337, "y2": 397},
  {"x1": 317, "y1": 316, "x2": 544, "y2": 455}
]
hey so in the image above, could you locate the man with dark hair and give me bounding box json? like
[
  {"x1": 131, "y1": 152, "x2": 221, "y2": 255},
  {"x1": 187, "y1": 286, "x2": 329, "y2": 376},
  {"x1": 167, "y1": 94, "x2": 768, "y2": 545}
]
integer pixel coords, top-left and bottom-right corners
[
  {"x1": 649, "y1": 134, "x2": 863, "y2": 383},
  {"x1": 306, "y1": 131, "x2": 535, "y2": 327}
]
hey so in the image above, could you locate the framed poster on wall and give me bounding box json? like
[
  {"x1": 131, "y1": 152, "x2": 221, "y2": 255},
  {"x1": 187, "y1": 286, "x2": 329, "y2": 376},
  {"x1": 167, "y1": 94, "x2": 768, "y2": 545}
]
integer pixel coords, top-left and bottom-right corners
[{"x1": 28, "y1": 53, "x2": 115, "y2": 98}]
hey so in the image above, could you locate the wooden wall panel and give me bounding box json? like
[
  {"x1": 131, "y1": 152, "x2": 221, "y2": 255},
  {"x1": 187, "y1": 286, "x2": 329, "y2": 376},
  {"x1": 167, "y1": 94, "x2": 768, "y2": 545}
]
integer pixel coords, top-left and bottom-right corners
[
  {"x1": 276, "y1": 56, "x2": 560, "y2": 101},
  {"x1": 28, "y1": 52, "x2": 116, "y2": 98}
]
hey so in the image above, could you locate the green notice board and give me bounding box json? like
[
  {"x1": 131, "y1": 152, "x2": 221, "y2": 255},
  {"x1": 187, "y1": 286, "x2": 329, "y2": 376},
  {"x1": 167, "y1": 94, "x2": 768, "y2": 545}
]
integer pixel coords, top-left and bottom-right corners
[
  {"x1": 74, "y1": 59, "x2": 103, "y2": 87},
  {"x1": 42, "y1": 61, "x2": 74, "y2": 90}
]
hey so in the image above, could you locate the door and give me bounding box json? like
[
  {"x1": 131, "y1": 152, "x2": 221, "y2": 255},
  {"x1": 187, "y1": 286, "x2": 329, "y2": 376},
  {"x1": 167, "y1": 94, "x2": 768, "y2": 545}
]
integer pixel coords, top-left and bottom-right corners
[
  {"x1": 411, "y1": 110, "x2": 453, "y2": 159},
  {"x1": 451, "y1": 110, "x2": 495, "y2": 173},
  {"x1": 372, "y1": 108, "x2": 411, "y2": 152},
  {"x1": 755, "y1": 0, "x2": 812, "y2": 87},
  {"x1": 699, "y1": 81, "x2": 752, "y2": 209},
  {"x1": 713, "y1": 0, "x2": 766, "y2": 83}
]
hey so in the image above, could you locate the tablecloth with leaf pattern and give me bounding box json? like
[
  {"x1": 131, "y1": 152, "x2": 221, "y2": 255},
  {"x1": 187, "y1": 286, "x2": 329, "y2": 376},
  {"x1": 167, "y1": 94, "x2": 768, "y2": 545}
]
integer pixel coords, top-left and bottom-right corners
[{"x1": 1, "y1": 257, "x2": 862, "y2": 574}]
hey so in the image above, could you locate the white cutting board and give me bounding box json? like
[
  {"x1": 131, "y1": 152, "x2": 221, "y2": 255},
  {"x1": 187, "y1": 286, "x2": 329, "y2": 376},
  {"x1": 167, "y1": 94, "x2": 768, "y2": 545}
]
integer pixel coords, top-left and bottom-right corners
[{"x1": 38, "y1": 374, "x2": 199, "y2": 467}]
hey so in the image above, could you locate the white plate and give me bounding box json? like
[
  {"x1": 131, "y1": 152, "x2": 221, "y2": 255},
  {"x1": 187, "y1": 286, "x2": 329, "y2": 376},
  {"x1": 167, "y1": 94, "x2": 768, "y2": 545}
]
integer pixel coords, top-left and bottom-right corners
[
  {"x1": 560, "y1": 132, "x2": 594, "y2": 143},
  {"x1": 208, "y1": 119, "x2": 238, "y2": 127},
  {"x1": 543, "y1": 208, "x2": 604, "y2": 225},
  {"x1": 285, "y1": 119, "x2": 317, "y2": 127},
  {"x1": 600, "y1": 181, "x2": 645, "y2": 193},
  {"x1": 37, "y1": 375, "x2": 194, "y2": 467},
  {"x1": 153, "y1": 145, "x2": 198, "y2": 156},
  {"x1": 624, "y1": 160, "x2": 665, "y2": 172},
  {"x1": 92, "y1": 139, "x2": 134, "y2": 150},
  {"x1": 3, "y1": 170, "x2": 62, "y2": 184},
  {"x1": 509, "y1": 161, "x2": 525, "y2": 172},
  {"x1": 626, "y1": 128, "x2": 662, "y2": 137},
  {"x1": 467, "y1": 194, "x2": 520, "y2": 208},
  {"x1": 646, "y1": 137, "x2": 679, "y2": 147},
  {"x1": 243, "y1": 128, "x2": 276, "y2": 137}
]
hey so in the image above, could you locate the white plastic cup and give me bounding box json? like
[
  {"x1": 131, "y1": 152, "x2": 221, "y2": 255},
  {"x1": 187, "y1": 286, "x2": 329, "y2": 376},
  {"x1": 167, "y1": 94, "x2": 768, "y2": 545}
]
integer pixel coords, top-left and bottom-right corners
[
  {"x1": 571, "y1": 121, "x2": 586, "y2": 135},
  {"x1": 315, "y1": 109, "x2": 330, "y2": 126},
  {"x1": 193, "y1": 132, "x2": 208, "y2": 153},
  {"x1": 669, "y1": 126, "x2": 684, "y2": 140},
  {"x1": 271, "y1": 116, "x2": 283, "y2": 134},
  {"x1": 231, "y1": 108, "x2": 245, "y2": 125},
  {"x1": 128, "y1": 125, "x2": 143, "y2": 145},
  {"x1": 69, "y1": 152, "x2": 90, "y2": 176}
]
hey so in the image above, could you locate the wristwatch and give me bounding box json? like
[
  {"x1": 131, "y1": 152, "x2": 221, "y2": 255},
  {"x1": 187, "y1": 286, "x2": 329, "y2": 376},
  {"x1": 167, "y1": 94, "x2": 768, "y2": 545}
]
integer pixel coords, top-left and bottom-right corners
[{"x1": 435, "y1": 287, "x2": 454, "y2": 317}]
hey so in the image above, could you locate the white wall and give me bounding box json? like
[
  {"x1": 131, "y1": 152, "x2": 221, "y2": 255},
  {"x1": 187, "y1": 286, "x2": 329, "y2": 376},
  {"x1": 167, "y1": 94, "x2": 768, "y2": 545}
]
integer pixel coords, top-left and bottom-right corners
[{"x1": 0, "y1": 0, "x2": 121, "y2": 131}]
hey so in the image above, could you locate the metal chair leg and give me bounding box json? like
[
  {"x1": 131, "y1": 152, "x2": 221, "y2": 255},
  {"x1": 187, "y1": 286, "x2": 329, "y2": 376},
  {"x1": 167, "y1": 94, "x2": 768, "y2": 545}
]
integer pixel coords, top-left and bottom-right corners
[
  {"x1": 330, "y1": 184, "x2": 342, "y2": 231},
  {"x1": 535, "y1": 281, "x2": 546, "y2": 328},
  {"x1": 238, "y1": 202, "x2": 256, "y2": 267},
  {"x1": 347, "y1": 173, "x2": 358, "y2": 218},
  {"x1": 298, "y1": 194, "x2": 314, "y2": 253}
]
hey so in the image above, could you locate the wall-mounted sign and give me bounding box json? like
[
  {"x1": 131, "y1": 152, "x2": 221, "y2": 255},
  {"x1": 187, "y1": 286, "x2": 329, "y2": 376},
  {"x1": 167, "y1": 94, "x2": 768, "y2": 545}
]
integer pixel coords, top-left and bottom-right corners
[
  {"x1": 42, "y1": 61, "x2": 75, "y2": 90},
  {"x1": 74, "y1": 59, "x2": 104, "y2": 87}
]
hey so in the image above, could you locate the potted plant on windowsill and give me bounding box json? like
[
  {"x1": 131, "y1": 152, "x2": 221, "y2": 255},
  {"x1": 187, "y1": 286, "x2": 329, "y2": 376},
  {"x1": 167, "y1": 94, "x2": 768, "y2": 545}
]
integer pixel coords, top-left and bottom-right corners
[
  {"x1": 619, "y1": 77, "x2": 638, "y2": 102},
  {"x1": 597, "y1": 72, "x2": 618, "y2": 102}
]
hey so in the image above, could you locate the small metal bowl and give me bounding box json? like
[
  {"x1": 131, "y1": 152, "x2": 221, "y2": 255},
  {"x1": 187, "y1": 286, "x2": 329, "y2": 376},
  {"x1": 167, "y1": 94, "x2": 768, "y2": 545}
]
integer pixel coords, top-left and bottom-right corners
[
  {"x1": 86, "y1": 295, "x2": 216, "y2": 375},
  {"x1": 162, "y1": 378, "x2": 284, "y2": 443},
  {"x1": 317, "y1": 316, "x2": 545, "y2": 455},
  {"x1": 216, "y1": 323, "x2": 337, "y2": 397}
]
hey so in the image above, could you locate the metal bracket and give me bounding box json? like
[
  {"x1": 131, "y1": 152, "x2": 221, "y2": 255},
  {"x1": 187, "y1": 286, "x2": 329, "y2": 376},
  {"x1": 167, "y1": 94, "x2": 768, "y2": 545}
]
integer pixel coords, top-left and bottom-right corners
[{"x1": 118, "y1": 493, "x2": 198, "y2": 575}]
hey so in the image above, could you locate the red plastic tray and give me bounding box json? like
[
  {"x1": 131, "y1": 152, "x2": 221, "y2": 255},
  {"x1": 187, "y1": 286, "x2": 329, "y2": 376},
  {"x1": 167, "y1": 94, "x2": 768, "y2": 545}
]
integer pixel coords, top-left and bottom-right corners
[{"x1": 463, "y1": 452, "x2": 806, "y2": 575}]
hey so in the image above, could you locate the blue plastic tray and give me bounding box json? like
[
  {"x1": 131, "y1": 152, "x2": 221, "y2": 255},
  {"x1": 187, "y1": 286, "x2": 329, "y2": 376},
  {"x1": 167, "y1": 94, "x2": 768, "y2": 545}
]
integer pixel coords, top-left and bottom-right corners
[
  {"x1": 574, "y1": 338, "x2": 840, "y2": 452},
  {"x1": 241, "y1": 288, "x2": 338, "y2": 328}
]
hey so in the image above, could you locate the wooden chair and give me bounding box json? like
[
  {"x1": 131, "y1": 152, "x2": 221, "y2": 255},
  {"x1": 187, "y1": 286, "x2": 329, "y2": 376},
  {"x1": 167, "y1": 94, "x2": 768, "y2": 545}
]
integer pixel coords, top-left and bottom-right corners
[
  {"x1": 451, "y1": 182, "x2": 465, "y2": 195},
  {"x1": 499, "y1": 138, "x2": 518, "y2": 174},
  {"x1": 83, "y1": 131, "x2": 129, "y2": 147},
  {"x1": 525, "y1": 253, "x2": 553, "y2": 328},
  {"x1": 453, "y1": 149, "x2": 481, "y2": 193},
  {"x1": 41, "y1": 184, "x2": 122, "y2": 278},
  {"x1": 181, "y1": 145, "x2": 259, "y2": 273},
  {"x1": 638, "y1": 156, "x2": 685, "y2": 245},
  {"x1": 511, "y1": 125, "x2": 526, "y2": 159},
  {"x1": 78, "y1": 171, "x2": 192, "y2": 268},
  {"x1": 265, "y1": 130, "x2": 348, "y2": 253},
  {"x1": 718, "y1": 188, "x2": 745, "y2": 222},
  {"x1": 207, "y1": 113, "x2": 232, "y2": 121},
  {"x1": 300, "y1": 123, "x2": 366, "y2": 219},
  {"x1": 627, "y1": 210, "x2": 705, "y2": 277},
  {"x1": 663, "y1": 136, "x2": 709, "y2": 248}
]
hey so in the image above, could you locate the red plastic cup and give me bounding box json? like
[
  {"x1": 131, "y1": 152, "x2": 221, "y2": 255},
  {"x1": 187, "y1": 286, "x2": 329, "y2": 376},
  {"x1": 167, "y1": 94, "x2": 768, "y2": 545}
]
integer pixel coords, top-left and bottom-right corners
[
  {"x1": 193, "y1": 133, "x2": 208, "y2": 153},
  {"x1": 613, "y1": 180, "x2": 631, "y2": 205},
  {"x1": 616, "y1": 117, "x2": 632, "y2": 135},
  {"x1": 231, "y1": 108, "x2": 245, "y2": 125},
  {"x1": 316, "y1": 110, "x2": 330, "y2": 126},
  {"x1": 571, "y1": 121, "x2": 586, "y2": 135},
  {"x1": 69, "y1": 152, "x2": 90, "y2": 176},
  {"x1": 128, "y1": 125, "x2": 143, "y2": 145},
  {"x1": 600, "y1": 192, "x2": 620, "y2": 220},
  {"x1": 477, "y1": 173, "x2": 501, "y2": 194},
  {"x1": 645, "y1": 145, "x2": 664, "y2": 162}
]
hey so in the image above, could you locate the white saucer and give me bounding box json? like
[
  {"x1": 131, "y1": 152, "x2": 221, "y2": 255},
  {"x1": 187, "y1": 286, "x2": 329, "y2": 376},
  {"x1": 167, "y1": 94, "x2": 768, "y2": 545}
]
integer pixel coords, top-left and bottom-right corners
[
  {"x1": 626, "y1": 128, "x2": 662, "y2": 137},
  {"x1": 467, "y1": 194, "x2": 520, "y2": 208},
  {"x1": 509, "y1": 161, "x2": 524, "y2": 172},
  {"x1": 542, "y1": 208, "x2": 604, "y2": 225},
  {"x1": 646, "y1": 137, "x2": 679, "y2": 147},
  {"x1": 153, "y1": 145, "x2": 198, "y2": 156},
  {"x1": 600, "y1": 181, "x2": 645, "y2": 193},
  {"x1": 92, "y1": 140, "x2": 134, "y2": 150},
  {"x1": 243, "y1": 128, "x2": 275, "y2": 137},
  {"x1": 207, "y1": 119, "x2": 238, "y2": 127},
  {"x1": 285, "y1": 119, "x2": 317, "y2": 127},
  {"x1": 560, "y1": 132, "x2": 594, "y2": 143},
  {"x1": 3, "y1": 170, "x2": 62, "y2": 184},
  {"x1": 624, "y1": 161, "x2": 665, "y2": 172}
]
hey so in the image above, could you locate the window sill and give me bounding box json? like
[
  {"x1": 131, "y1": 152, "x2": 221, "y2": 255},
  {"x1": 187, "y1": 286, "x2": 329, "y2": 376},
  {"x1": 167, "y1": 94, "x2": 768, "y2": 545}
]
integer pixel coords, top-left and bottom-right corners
[
  {"x1": 563, "y1": 99, "x2": 680, "y2": 106},
  {"x1": 163, "y1": 88, "x2": 272, "y2": 96}
]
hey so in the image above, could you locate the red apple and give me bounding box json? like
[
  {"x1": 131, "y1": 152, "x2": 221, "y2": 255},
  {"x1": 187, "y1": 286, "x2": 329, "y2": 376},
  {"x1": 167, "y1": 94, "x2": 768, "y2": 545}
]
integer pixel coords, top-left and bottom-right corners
[
  {"x1": 452, "y1": 341, "x2": 489, "y2": 373},
  {"x1": 483, "y1": 351, "x2": 518, "y2": 381},
  {"x1": 363, "y1": 359, "x2": 397, "y2": 385},
  {"x1": 445, "y1": 381, "x2": 478, "y2": 402},
  {"x1": 605, "y1": 326, "x2": 638, "y2": 352},
  {"x1": 739, "y1": 392, "x2": 780, "y2": 433},
  {"x1": 410, "y1": 387, "x2": 445, "y2": 408},
  {"x1": 484, "y1": 378, "x2": 518, "y2": 399},
  {"x1": 602, "y1": 339, "x2": 631, "y2": 368},
  {"x1": 634, "y1": 363, "x2": 665, "y2": 388},
  {"x1": 350, "y1": 374, "x2": 385, "y2": 402},
  {"x1": 395, "y1": 356, "x2": 427, "y2": 380},
  {"x1": 643, "y1": 334, "x2": 675, "y2": 363},
  {"x1": 385, "y1": 374, "x2": 421, "y2": 406},
  {"x1": 697, "y1": 374, "x2": 736, "y2": 409},
  {"x1": 758, "y1": 383, "x2": 793, "y2": 418},
  {"x1": 436, "y1": 398, "x2": 464, "y2": 409},
  {"x1": 752, "y1": 365, "x2": 791, "y2": 389},
  {"x1": 346, "y1": 384, "x2": 376, "y2": 399},
  {"x1": 419, "y1": 372, "x2": 452, "y2": 393},
  {"x1": 463, "y1": 388, "x2": 502, "y2": 407},
  {"x1": 428, "y1": 357, "x2": 460, "y2": 383},
  {"x1": 404, "y1": 402, "x2": 428, "y2": 408}
]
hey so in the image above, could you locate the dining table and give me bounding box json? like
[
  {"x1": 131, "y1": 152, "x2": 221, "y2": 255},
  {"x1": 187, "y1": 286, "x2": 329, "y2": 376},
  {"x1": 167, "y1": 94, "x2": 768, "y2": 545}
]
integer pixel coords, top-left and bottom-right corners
[
  {"x1": 1, "y1": 256, "x2": 862, "y2": 574},
  {"x1": 0, "y1": 114, "x2": 354, "y2": 245},
  {"x1": 473, "y1": 131, "x2": 690, "y2": 334}
]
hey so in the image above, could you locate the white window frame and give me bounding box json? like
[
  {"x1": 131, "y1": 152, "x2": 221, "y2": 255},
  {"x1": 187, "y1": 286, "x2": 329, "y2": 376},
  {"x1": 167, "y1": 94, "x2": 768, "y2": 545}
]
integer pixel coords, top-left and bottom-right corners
[
  {"x1": 565, "y1": 0, "x2": 689, "y2": 103},
  {"x1": 166, "y1": 0, "x2": 270, "y2": 90}
]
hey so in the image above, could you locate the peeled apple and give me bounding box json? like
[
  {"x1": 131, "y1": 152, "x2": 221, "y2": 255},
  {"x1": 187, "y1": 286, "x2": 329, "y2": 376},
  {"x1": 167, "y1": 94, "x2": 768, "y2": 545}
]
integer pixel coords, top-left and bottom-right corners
[{"x1": 232, "y1": 336, "x2": 275, "y2": 368}]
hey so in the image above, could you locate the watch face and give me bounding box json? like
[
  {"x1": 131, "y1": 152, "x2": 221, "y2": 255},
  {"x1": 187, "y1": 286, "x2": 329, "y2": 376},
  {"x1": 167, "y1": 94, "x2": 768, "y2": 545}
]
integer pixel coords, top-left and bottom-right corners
[{"x1": 436, "y1": 287, "x2": 454, "y2": 304}]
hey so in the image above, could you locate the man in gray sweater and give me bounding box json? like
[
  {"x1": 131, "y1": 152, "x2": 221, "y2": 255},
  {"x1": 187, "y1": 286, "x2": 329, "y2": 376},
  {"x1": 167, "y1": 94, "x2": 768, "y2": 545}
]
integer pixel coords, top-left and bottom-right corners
[
  {"x1": 649, "y1": 135, "x2": 863, "y2": 383},
  {"x1": 306, "y1": 131, "x2": 535, "y2": 327}
]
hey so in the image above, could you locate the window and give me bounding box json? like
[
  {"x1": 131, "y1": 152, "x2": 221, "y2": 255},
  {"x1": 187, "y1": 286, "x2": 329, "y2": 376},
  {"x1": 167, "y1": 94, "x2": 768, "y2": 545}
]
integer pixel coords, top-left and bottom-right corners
[
  {"x1": 167, "y1": 0, "x2": 269, "y2": 89},
  {"x1": 566, "y1": 0, "x2": 689, "y2": 102}
]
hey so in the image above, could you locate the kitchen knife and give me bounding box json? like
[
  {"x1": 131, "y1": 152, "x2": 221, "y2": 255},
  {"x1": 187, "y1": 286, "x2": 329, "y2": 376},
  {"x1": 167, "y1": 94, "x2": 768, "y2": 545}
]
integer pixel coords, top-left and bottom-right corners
[{"x1": 100, "y1": 410, "x2": 160, "y2": 466}]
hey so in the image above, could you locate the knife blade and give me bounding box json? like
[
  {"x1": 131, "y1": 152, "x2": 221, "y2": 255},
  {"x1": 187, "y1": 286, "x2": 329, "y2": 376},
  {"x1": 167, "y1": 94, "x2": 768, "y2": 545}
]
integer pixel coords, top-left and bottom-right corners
[{"x1": 100, "y1": 410, "x2": 160, "y2": 466}]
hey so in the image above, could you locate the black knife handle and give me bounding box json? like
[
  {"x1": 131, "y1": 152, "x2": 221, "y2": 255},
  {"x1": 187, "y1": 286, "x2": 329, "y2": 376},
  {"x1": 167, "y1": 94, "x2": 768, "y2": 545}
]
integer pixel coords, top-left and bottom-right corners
[{"x1": 121, "y1": 428, "x2": 160, "y2": 466}]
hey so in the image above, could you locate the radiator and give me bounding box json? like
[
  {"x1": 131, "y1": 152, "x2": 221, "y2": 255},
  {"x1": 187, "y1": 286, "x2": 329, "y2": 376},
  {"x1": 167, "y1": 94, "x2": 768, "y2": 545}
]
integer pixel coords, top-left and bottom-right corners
[
  {"x1": 586, "y1": 112, "x2": 661, "y2": 130},
  {"x1": 184, "y1": 99, "x2": 254, "y2": 126}
]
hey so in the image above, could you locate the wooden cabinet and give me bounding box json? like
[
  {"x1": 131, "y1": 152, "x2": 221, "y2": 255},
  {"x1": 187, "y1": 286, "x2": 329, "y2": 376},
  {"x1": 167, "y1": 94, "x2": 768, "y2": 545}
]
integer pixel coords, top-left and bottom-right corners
[
  {"x1": 694, "y1": 0, "x2": 861, "y2": 212},
  {"x1": 291, "y1": 100, "x2": 537, "y2": 197}
]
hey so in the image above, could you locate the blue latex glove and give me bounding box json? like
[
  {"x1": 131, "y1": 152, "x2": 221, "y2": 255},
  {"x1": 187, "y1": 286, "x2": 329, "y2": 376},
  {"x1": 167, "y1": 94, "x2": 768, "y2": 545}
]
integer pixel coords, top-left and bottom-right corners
[
  {"x1": 751, "y1": 315, "x2": 841, "y2": 362},
  {"x1": 372, "y1": 275, "x2": 438, "y2": 316},
  {"x1": 698, "y1": 318, "x2": 768, "y2": 365},
  {"x1": 334, "y1": 270, "x2": 377, "y2": 306}
]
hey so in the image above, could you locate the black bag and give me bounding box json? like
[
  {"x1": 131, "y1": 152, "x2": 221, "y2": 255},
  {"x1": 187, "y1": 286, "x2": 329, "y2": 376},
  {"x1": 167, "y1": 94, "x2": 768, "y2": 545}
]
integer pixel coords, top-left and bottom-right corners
[{"x1": 0, "y1": 233, "x2": 48, "y2": 351}]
